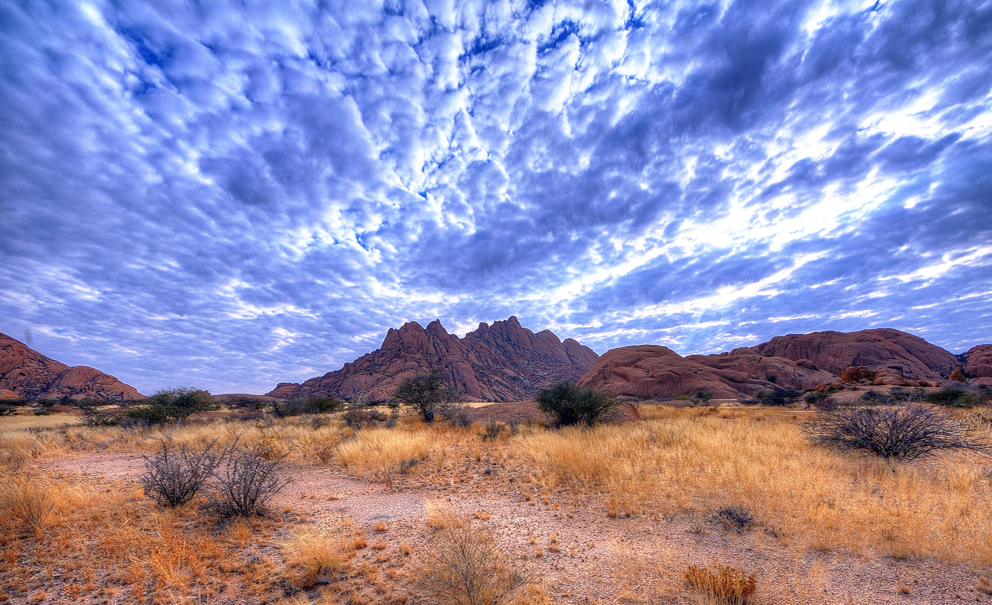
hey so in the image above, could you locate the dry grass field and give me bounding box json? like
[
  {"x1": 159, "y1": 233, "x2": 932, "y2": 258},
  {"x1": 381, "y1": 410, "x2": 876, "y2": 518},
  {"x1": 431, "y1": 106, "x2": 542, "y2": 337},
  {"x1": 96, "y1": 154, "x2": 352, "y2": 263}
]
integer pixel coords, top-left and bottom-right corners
[{"x1": 1, "y1": 402, "x2": 991, "y2": 604}]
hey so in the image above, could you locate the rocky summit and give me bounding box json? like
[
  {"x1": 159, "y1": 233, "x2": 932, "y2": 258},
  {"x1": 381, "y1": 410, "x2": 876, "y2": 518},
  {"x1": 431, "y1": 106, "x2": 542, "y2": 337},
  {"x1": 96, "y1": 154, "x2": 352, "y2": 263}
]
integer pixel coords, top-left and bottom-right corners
[
  {"x1": 267, "y1": 316, "x2": 599, "y2": 402},
  {"x1": 0, "y1": 332, "x2": 143, "y2": 401},
  {"x1": 578, "y1": 329, "x2": 989, "y2": 400}
]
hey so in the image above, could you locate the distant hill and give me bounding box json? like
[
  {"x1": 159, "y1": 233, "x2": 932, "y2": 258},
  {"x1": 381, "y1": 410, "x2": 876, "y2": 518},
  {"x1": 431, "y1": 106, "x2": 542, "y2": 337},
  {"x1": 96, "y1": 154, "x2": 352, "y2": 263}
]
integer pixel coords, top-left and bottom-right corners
[
  {"x1": 579, "y1": 328, "x2": 990, "y2": 399},
  {"x1": 267, "y1": 316, "x2": 598, "y2": 402},
  {"x1": 0, "y1": 332, "x2": 143, "y2": 401}
]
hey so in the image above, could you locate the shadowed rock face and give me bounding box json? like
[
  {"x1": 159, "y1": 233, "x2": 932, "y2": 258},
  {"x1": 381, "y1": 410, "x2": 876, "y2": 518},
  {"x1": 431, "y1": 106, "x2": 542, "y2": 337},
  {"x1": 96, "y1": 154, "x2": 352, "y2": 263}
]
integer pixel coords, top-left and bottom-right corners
[
  {"x1": 753, "y1": 328, "x2": 959, "y2": 382},
  {"x1": 965, "y1": 345, "x2": 992, "y2": 378},
  {"x1": 0, "y1": 332, "x2": 143, "y2": 401},
  {"x1": 267, "y1": 317, "x2": 599, "y2": 402}
]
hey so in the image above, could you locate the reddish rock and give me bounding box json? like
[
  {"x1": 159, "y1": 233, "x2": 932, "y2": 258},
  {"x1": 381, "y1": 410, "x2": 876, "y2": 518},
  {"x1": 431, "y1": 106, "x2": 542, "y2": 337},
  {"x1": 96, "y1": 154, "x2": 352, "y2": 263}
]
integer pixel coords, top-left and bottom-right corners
[
  {"x1": 267, "y1": 317, "x2": 598, "y2": 402},
  {"x1": 755, "y1": 329, "x2": 959, "y2": 382},
  {"x1": 0, "y1": 389, "x2": 18, "y2": 400},
  {"x1": 840, "y1": 366, "x2": 874, "y2": 382},
  {"x1": 949, "y1": 369, "x2": 967, "y2": 382},
  {"x1": 688, "y1": 352, "x2": 838, "y2": 392},
  {"x1": 0, "y1": 332, "x2": 143, "y2": 401},
  {"x1": 964, "y1": 345, "x2": 992, "y2": 378},
  {"x1": 578, "y1": 346, "x2": 747, "y2": 400}
]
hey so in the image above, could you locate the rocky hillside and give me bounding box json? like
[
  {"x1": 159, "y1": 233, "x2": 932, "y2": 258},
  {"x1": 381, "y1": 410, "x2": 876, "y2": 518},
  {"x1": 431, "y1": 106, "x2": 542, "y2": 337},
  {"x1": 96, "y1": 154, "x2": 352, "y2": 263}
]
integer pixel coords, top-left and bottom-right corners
[
  {"x1": 580, "y1": 328, "x2": 987, "y2": 400},
  {"x1": 0, "y1": 332, "x2": 143, "y2": 401},
  {"x1": 268, "y1": 316, "x2": 598, "y2": 402}
]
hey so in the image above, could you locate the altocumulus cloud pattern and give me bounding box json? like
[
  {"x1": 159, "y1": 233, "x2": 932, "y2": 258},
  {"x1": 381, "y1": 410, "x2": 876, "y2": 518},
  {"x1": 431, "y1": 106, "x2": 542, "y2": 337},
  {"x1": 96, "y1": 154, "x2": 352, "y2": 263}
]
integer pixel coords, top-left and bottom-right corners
[{"x1": 1, "y1": 0, "x2": 990, "y2": 394}]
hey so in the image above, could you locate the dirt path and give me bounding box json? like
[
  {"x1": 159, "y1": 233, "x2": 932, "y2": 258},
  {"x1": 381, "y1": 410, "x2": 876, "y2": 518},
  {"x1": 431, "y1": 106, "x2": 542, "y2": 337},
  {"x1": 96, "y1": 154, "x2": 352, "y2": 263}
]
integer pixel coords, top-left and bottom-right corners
[{"x1": 39, "y1": 452, "x2": 990, "y2": 604}]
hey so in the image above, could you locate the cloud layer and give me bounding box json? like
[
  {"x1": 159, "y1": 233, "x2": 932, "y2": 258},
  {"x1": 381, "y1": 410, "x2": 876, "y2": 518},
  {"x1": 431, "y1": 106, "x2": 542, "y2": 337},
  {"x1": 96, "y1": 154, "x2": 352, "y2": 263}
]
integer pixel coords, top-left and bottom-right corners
[{"x1": 1, "y1": 0, "x2": 990, "y2": 394}]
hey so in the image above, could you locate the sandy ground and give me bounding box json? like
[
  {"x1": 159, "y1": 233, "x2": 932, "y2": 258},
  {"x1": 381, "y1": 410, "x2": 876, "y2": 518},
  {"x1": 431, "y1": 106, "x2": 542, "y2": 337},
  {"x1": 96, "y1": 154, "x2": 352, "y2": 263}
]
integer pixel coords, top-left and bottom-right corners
[{"x1": 27, "y1": 450, "x2": 990, "y2": 605}]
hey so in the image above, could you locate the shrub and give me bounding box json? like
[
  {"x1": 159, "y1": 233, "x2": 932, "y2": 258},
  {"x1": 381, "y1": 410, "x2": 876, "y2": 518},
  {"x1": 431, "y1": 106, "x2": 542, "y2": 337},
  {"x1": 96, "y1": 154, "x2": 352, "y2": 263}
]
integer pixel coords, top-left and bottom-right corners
[
  {"x1": 755, "y1": 389, "x2": 801, "y2": 406},
  {"x1": 0, "y1": 403, "x2": 15, "y2": 416},
  {"x1": 418, "y1": 508, "x2": 523, "y2": 605},
  {"x1": 273, "y1": 396, "x2": 343, "y2": 417},
  {"x1": 126, "y1": 387, "x2": 216, "y2": 425},
  {"x1": 210, "y1": 442, "x2": 289, "y2": 517},
  {"x1": 437, "y1": 401, "x2": 472, "y2": 427},
  {"x1": 82, "y1": 408, "x2": 127, "y2": 427},
  {"x1": 806, "y1": 403, "x2": 990, "y2": 462},
  {"x1": 684, "y1": 565, "x2": 757, "y2": 605},
  {"x1": 925, "y1": 383, "x2": 991, "y2": 408},
  {"x1": 713, "y1": 506, "x2": 755, "y2": 532},
  {"x1": 695, "y1": 390, "x2": 714, "y2": 403},
  {"x1": 150, "y1": 387, "x2": 216, "y2": 418},
  {"x1": 535, "y1": 381, "x2": 620, "y2": 427},
  {"x1": 343, "y1": 405, "x2": 387, "y2": 429},
  {"x1": 395, "y1": 369, "x2": 456, "y2": 423},
  {"x1": 0, "y1": 476, "x2": 55, "y2": 533},
  {"x1": 140, "y1": 438, "x2": 221, "y2": 507}
]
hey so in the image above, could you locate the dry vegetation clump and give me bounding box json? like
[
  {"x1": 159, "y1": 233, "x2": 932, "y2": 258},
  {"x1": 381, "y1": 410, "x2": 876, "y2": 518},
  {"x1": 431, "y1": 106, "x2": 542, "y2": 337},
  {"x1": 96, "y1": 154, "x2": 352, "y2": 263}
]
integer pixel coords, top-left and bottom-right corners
[
  {"x1": 209, "y1": 441, "x2": 290, "y2": 517},
  {"x1": 805, "y1": 403, "x2": 990, "y2": 461},
  {"x1": 417, "y1": 502, "x2": 523, "y2": 605},
  {"x1": 337, "y1": 425, "x2": 434, "y2": 475},
  {"x1": 683, "y1": 564, "x2": 757, "y2": 605},
  {"x1": 140, "y1": 437, "x2": 220, "y2": 507}
]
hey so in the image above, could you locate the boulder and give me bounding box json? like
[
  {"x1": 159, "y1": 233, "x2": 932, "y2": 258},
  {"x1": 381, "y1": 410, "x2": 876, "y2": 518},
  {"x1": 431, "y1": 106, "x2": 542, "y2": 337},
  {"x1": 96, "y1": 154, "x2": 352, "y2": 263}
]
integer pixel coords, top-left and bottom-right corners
[
  {"x1": 840, "y1": 366, "x2": 874, "y2": 382},
  {"x1": 578, "y1": 346, "x2": 743, "y2": 400},
  {"x1": 755, "y1": 329, "x2": 959, "y2": 382},
  {"x1": 964, "y1": 345, "x2": 992, "y2": 378}
]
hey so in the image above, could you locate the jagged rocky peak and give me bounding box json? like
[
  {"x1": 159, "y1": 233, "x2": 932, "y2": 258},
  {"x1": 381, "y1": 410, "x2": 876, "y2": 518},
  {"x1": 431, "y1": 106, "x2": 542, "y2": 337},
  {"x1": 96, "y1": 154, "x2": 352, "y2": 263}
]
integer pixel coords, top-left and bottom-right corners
[{"x1": 267, "y1": 317, "x2": 599, "y2": 402}]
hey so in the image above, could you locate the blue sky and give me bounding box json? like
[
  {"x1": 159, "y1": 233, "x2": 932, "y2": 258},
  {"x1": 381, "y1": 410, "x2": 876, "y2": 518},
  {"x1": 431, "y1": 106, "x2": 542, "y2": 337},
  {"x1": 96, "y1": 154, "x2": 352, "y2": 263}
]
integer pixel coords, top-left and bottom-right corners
[{"x1": 1, "y1": 0, "x2": 990, "y2": 395}]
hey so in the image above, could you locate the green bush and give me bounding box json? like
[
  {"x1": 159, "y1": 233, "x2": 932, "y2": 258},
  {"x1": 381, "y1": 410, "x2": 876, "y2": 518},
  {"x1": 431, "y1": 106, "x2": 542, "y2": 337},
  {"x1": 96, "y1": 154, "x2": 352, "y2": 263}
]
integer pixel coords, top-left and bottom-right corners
[
  {"x1": 536, "y1": 381, "x2": 620, "y2": 427},
  {"x1": 124, "y1": 387, "x2": 216, "y2": 425},
  {"x1": 925, "y1": 383, "x2": 989, "y2": 408},
  {"x1": 756, "y1": 389, "x2": 802, "y2": 406}
]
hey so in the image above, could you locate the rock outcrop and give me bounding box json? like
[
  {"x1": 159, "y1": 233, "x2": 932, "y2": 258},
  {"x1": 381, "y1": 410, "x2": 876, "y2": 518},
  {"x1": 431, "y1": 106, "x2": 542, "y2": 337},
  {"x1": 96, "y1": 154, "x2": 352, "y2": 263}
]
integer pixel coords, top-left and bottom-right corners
[
  {"x1": 0, "y1": 332, "x2": 143, "y2": 401},
  {"x1": 579, "y1": 345, "x2": 833, "y2": 399},
  {"x1": 267, "y1": 317, "x2": 599, "y2": 402},
  {"x1": 964, "y1": 345, "x2": 992, "y2": 378},
  {"x1": 580, "y1": 328, "x2": 975, "y2": 399},
  {"x1": 688, "y1": 352, "x2": 838, "y2": 392},
  {"x1": 753, "y1": 329, "x2": 959, "y2": 383}
]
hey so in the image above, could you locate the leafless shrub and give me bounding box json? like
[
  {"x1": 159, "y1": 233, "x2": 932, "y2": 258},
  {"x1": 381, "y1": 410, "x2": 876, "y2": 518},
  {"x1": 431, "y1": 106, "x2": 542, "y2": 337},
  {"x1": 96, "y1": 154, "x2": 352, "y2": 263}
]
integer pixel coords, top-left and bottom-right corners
[
  {"x1": 806, "y1": 403, "x2": 991, "y2": 462},
  {"x1": 210, "y1": 441, "x2": 289, "y2": 517},
  {"x1": 437, "y1": 401, "x2": 472, "y2": 427},
  {"x1": 418, "y1": 508, "x2": 523, "y2": 605},
  {"x1": 140, "y1": 438, "x2": 220, "y2": 507}
]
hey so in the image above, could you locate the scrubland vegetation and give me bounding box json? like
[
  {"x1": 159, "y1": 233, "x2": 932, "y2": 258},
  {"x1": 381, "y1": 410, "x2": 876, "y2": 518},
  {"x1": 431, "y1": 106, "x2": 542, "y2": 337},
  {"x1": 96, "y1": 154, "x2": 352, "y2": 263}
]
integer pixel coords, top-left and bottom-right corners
[{"x1": 1, "y1": 385, "x2": 991, "y2": 603}]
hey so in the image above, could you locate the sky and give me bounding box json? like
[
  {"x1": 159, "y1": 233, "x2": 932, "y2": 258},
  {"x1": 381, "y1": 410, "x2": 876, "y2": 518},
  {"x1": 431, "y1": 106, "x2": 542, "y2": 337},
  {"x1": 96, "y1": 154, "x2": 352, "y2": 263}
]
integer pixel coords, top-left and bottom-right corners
[{"x1": 1, "y1": 0, "x2": 991, "y2": 395}]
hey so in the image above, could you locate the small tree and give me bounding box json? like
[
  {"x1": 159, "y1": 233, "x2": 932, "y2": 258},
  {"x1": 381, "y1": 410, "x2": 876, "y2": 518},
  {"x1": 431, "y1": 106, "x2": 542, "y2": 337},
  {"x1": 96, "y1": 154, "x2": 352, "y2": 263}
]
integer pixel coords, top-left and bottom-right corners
[
  {"x1": 805, "y1": 403, "x2": 990, "y2": 462},
  {"x1": 395, "y1": 369, "x2": 455, "y2": 423},
  {"x1": 536, "y1": 381, "x2": 619, "y2": 428},
  {"x1": 130, "y1": 387, "x2": 216, "y2": 424}
]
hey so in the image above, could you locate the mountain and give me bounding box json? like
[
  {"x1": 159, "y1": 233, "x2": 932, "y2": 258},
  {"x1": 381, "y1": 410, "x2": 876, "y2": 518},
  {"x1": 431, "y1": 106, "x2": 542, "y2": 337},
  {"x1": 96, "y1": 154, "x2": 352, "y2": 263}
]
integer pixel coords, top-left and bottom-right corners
[
  {"x1": 267, "y1": 316, "x2": 599, "y2": 402},
  {"x1": 579, "y1": 328, "x2": 977, "y2": 400},
  {"x1": 0, "y1": 332, "x2": 143, "y2": 401}
]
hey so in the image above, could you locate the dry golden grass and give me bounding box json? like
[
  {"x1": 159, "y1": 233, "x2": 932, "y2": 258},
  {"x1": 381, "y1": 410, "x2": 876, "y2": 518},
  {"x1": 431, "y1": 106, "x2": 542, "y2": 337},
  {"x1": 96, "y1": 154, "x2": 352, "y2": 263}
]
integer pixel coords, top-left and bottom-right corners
[
  {"x1": 337, "y1": 425, "x2": 434, "y2": 475},
  {"x1": 510, "y1": 406, "x2": 992, "y2": 565}
]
